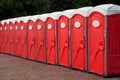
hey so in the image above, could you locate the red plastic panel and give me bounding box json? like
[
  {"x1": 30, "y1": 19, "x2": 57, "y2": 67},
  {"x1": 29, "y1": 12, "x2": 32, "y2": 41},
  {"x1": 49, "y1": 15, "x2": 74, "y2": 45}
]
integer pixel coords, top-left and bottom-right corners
[
  {"x1": 88, "y1": 12, "x2": 105, "y2": 75},
  {"x1": 20, "y1": 21, "x2": 27, "y2": 58},
  {"x1": 4, "y1": 23, "x2": 9, "y2": 54},
  {"x1": 9, "y1": 22, "x2": 15, "y2": 55},
  {"x1": 27, "y1": 20, "x2": 35, "y2": 60},
  {"x1": 108, "y1": 14, "x2": 120, "y2": 75},
  {"x1": 72, "y1": 14, "x2": 86, "y2": 70},
  {"x1": 46, "y1": 18, "x2": 56, "y2": 64},
  {"x1": 36, "y1": 20, "x2": 45, "y2": 62},
  {"x1": 15, "y1": 22, "x2": 20, "y2": 56},
  {"x1": 0, "y1": 23, "x2": 3, "y2": 52},
  {"x1": 58, "y1": 15, "x2": 70, "y2": 67},
  {"x1": 1, "y1": 24, "x2": 5, "y2": 52}
]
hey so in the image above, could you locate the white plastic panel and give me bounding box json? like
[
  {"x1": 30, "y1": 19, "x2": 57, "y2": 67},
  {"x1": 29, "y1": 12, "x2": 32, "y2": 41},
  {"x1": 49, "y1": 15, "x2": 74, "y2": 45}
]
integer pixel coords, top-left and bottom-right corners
[
  {"x1": 16, "y1": 18, "x2": 21, "y2": 23},
  {"x1": 0, "y1": 27, "x2": 2, "y2": 30},
  {"x1": 37, "y1": 25, "x2": 42, "y2": 30},
  {"x1": 57, "y1": 9, "x2": 76, "y2": 19},
  {"x1": 29, "y1": 25, "x2": 33, "y2": 30},
  {"x1": 15, "y1": 26, "x2": 18, "y2": 30},
  {"x1": 92, "y1": 20, "x2": 100, "y2": 28},
  {"x1": 21, "y1": 26, "x2": 24, "y2": 30},
  {"x1": 1, "y1": 20, "x2": 6, "y2": 25},
  {"x1": 11, "y1": 18, "x2": 16, "y2": 23},
  {"x1": 29, "y1": 16, "x2": 37, "y2": 22},
  {"x1": 36, "y1": 13, "x2": 49, "y2": 22},
  {"x1": 72, "y1": 7, "x2": 93, "y2": 17},
  {"x1": 89, "y1": 4, "x2": 120, "y2": 15},
  {"x1": 20, "y1": 16, "x2": 30, "y2": 23},
  {"x1": 60, "y1": 22, "x2": 66, "y2": 28},
  {"x1": 48, "y1": 24, "x2": 52, "y2": 30},
  {"x1": 6, "y1": 19, "x2": 10, "y2": 24},
  {"x1": 74, "y1": 21, "x2": 81, "y2": 28},
  {"x1": 10, "y1": 26, "x2": 13, "y2": 30},
  {"x1": 5, "y1": 26, "x2": 7, "y2": 30},
  {"x1": 47, "y1": 12, "x2": 61, "y2": 20}
]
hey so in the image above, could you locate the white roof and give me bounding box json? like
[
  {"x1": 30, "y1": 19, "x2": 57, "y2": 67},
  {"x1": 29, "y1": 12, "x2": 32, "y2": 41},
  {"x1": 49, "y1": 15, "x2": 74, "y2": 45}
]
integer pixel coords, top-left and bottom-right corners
[
  {"x1": 28, "y1": 16, "x2": 38, "y2": 22},
  {"x1": 1, "y1": 20, "x2": 6, "y2": 25},
  {"x1": 15, "y1": 17, "x2": 21, "y2": 23},
  {"x1": 57, "y1": 9, "x2": 76, "y2": 19},
  {"x1": 10, "y1": 18, "x2": 17, "y2": 23},
  {"x1": 72, "y1": 7, "x2": 93, "y2": 17},
  {"x1": 20, "y1": 16, "x2": 30, "y2": 23},
  {"x1": 47, "y1": 12, "x2": 62, "y2": 20},
  {"x1": 23, "y1": 13, "x2": 49, "y2": 22},
  {"x1": 1, "y1": 18, "x2": 15, "y2": 24},
  {"x1": 6, "y1": 19, "x2": 11, "y2": 24},
  {"x1": 3, "y1": 18, "x2": 12, "y2": 24},
  {"x1": 36, "y1": 13, "x2": 49, "y2": 22},
  {"x1": 89, "y1": 4, "x2": 120, "y2": 15},
  {"x1": 2, "y1": 19, "x2": 11, "y2": 24},
  {"x1": 28, "y1": 14, "x2": 49, "y2": 22}
]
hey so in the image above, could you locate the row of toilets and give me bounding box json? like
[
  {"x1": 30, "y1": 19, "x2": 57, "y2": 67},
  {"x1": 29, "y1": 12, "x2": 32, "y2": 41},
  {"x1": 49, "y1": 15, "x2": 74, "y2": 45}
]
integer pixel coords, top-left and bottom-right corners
[{"x1": 0, "y1": 4, "x2": 120, "y2": 77}]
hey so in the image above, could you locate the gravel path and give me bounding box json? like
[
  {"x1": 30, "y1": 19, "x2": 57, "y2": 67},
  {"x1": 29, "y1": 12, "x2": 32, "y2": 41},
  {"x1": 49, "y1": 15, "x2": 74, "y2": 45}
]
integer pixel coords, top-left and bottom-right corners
[{"x1": 0, "y1": 53, "x2": 120, "y2": 80}]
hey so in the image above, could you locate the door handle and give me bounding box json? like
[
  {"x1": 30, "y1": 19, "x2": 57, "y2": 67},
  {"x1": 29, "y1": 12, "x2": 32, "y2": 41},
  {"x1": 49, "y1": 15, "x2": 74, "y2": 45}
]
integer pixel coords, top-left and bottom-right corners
[
  {"x1": 31, "y1": 39, "x2": 35, "y2": 45},
  {"x1": 47, "y1": 40, "x2": 55, "y2": 57},
  {"x1": 79, "y1": 39, "x2": 85, "y2": 49},
  {"x1": 98, "y1": 40, "x2": 104, "y2": 50},
  {"x1": 90, "y1": 40, "x2": 104, "y2": 65},
  {"x1": 60, "y1": 39, "x2": 69, "y2": 58},
  {"x1": 65, "y1": 39, "x2": 69, "y2": 47}
]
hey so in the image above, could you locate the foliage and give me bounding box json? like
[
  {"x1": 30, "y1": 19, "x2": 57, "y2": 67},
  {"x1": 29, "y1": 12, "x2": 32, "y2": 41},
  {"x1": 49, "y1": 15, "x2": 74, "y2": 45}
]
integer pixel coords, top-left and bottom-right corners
[{"x1": 0, "y1": 0, "x2": 120, "y2": 20}]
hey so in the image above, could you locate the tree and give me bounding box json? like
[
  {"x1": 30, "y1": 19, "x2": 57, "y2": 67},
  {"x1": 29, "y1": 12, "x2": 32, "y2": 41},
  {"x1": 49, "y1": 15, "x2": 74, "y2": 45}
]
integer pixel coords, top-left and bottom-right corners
[{"x1": 0, "y1": 0, "x2": 120, "y2": 20}]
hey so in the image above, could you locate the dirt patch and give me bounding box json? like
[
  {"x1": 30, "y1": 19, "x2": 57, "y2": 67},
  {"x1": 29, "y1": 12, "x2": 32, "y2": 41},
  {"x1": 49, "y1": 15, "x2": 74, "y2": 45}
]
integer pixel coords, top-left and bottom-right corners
[{"x1": 0, "y1": 53, "x2": 119, "y2": 80}]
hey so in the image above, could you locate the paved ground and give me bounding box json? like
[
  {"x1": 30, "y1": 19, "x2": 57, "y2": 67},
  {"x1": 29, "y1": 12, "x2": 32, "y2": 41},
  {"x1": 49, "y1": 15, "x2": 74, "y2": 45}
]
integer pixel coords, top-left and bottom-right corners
[{"x1": 0, "y1": 53, "x2": 120, "y2": 80}]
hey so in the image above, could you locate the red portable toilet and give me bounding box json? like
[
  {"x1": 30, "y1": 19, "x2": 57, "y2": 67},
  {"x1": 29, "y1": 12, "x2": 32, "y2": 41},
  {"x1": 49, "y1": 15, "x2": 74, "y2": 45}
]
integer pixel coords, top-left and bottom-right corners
[
  {"x1": 0, "y1": 20, "x2": 5, "y2": 53},
  {"x1": 57, "y1": 9, "x2": 76, "y2": 67},
  {"x1": 2, "y1": 20, "x2": 9, "y2": 54},
  {"x1": 14, "y1": 18, "x2": 21, "y2": 56},
  {"x1": 35, "y1": 14, "x2": 49, "y2": 63},
  {"x1": 46, "y1": 12, "x2": 61, "y2": 64},
  {"x1": 9, "y1": 19, "x2": 16, "y2": 55},
  {"x1": 0, "y1": 22, "x2": 3, "y2": 53},
  {"x1": 19, "y1": 16, "x2": 29, "y2": 58},
  {"x1": 27, "y1": 16, "x2": 37, "y2": 60},
  {"x1": 88, "y1": 4, "x2": 120, "y2": 77},
  {"x1": 71, "y1": 7, "x2": 93, "y2": 71}
]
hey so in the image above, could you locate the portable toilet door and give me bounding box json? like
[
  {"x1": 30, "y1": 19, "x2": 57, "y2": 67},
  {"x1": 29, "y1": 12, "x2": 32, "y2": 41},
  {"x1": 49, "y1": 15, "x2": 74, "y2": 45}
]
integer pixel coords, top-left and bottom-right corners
[
  {"x1": 46, "y1": 12, "x2": 61, "y2": 65},
  {"x1": 0, "y1": 20, "x2": 5, "y2": 53},
  {"x1": 71, "y1": 7, "x2": 93, "y2": 71},
  {"x1": 1, "y1": 20, "x2": 5, "y2": 53},
  {"x1": 88, "y1": 4, "x2": 120, "y2": 76},
  {"x1": 27, "y1": 16, "x2": 37, "y2": 60},
  {"x1": 9, "y1": 19, "x2": 16, "y2": 55},
  {"x1": 35, "y1": 14, "x2": 48, "y2": 63},
  {"x1": 14, "y1": 18, "x2": 21, "y2": 56},
  {"x1": 19, "y1": 17, "x2": 29, "y2": 58},
  {"x1": 3, "y1": 20, "x2": 9, "y2": 54},
  {"x1": 57, "y1": 9, "x2": 76, "y2": 67},
  {"x1": 0, "y1": 22, "x2": 3, "y2": 53}
]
